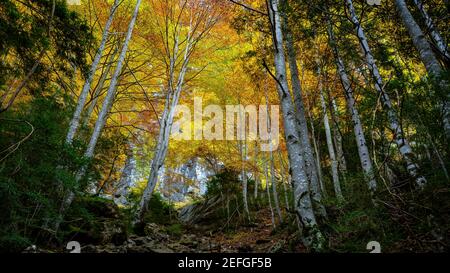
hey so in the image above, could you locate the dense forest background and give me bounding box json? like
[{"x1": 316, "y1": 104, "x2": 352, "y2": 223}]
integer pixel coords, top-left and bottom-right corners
[{"x1": 0, "y1": 0, "x2": 449, "y2": 253}]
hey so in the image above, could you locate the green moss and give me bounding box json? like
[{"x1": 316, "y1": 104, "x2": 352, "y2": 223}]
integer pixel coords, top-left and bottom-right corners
[{"x1": 165, "y1": 223, "x2": 183, "y2": 237}]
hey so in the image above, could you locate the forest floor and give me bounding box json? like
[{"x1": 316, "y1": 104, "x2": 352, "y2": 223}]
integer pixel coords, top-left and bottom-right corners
[
  {"x1": 73, "y1": 208, "x2": 301, "y2": 253},
  {"x1": 23, "y1": 183, "x2": 449, "y2": 253},
  {"x1": 191, "y1": 208, "x2": 305, "y2": 253}
]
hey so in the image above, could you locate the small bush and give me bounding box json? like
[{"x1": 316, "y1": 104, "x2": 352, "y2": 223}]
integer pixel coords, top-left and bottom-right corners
[
  {"x1": 142, "y1": 192, "x2": 177, "y2": 225},
  {"x1": 165, "y1": 223, "x2": 183, "y2": 237}
]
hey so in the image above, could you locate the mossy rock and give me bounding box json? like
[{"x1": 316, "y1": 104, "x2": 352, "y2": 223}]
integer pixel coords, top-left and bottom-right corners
[{"x1": 62, "y1": 196, "x2": 127, "y2": 245}]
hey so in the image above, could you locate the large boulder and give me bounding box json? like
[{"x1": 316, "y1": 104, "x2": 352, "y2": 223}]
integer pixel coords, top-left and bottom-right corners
[
  {"x1": 178, "y1": 195, "x2": 224, "y2": 225},
  {"x1": 63, "y1": 197, "x2": 128, "y2": 246}
]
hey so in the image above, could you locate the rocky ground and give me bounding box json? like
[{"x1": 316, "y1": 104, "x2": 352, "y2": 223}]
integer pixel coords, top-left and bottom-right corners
[
  {"x1": 23, "y1": 196, "x2": 301, "y2": 253},
  {"x1": 80, "y1": 210, "x2": 301, "y2": 253}
]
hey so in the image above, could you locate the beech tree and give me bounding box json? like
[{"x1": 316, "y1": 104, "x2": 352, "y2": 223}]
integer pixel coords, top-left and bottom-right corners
[
  {"x1": 326, "y1": 16, "x2": 377, "y2": 191},
  {"x1": 345, "y1": 0, "x2": 427, "y2": 188},
  {"x1": 137, "y1": 0, "x2": 222, "y2": 222},
  {"x1": 59, "y1": 0, "x2": 143, "y2": 221},
  {"x1": 65, "y1": 0, "x2": 121, "y2": 144},
  {"x1": 266, "y1": 0, "x2": 323, "y2": 249},
  {"x1": 395, "y1": 0, "x2": 450, "y2": 140}
]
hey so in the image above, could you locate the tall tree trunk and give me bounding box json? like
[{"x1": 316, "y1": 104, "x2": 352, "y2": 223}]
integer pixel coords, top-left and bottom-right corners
[
  {"x1": 411, "y1": 0, "x2": 450, "y2": 61},
  {"x1": 65, "y1": 0, "x2": 120, "y2": 144},
  {"x1": 265, "y1": 92, "x2": 282, "y2": 223},
  {"x1": 318, "y1": 69, "x2": 343, "y2": 201},
  {"x1": 55, "y1": 0, "x2": 140, "y2": 231},
  {"x1": 283, "y1": 12, "x2": 327, "y2": 219},
  {"x1": 310, "y1": 123, "x2": 325, "y2": 195},
  {"x1": 326, "y1": 18, "x2": 377, "y2": 191},
  {"x1": 138, "y1": 89, "x2": 178, "y2": 222},
  {"x1": 83, "y1": 0, "x2": 141, "y2": 160},
  {"x1": 83, "y1": 42, "x2": 120, "y2": 127},
  {"x1": 254, "y1": 142, "x2": 260, "y2": 200},
  {"x1": 240, "y1": 134, "x2": 251, "y2": 221},
  {"x1": 267, "y1": 0, "x2": 323, "y2": 249},
  {"x1": 278, "y1": 149, "x2": 291, "y2": 211},
  {"x1": 346, "y1": 0, "x2": 427, "y2": 188},
  {"x1": 269, "y1": 150, "x2": 283, "y2": 223},
  {"x1": 137, "y1": 15, "x2": 195, "y2": 222},
  {"x1": 264, "y1": 157, "x2": 276, "y2": 229},
  {"x1": 302, "y1": 70, "x2": 326, "y2": 197},
  {"x1": 330, "y1": 97, "x2": 347, "y2": 174},
  {"x1": 395, "y1": 0, "x2": 450, "y2": 140}
]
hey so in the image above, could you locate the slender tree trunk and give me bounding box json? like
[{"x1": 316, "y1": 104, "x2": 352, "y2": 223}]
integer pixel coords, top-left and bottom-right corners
[
  {"x1": 138, "y1": 90, "x2": 177, "y2": 222},
  {"x1": 326, "y1": 18, "x2": 377, "y2": 191},
  {"x1": 395, "y1": 0, "x2": 450, "y2": 140},
  {"x1": 264, "y1": 157, "x2": 276, "y2": 229},
  {"x1": 265, "y1": 92, "x2": 282, "y2": 223},
  {"x1": 84, "y1": 0, "x2": 141, "y2": 160},
  {"x1": 240, "y1": 135, "x2": 251, "y2": 221},
  {"x1": 137, "y1": 16, "x2": 195, "y2": 221},
  {"x1": 65, "y1": 0, "x2": 120, "y2": 144},
  {"x1": 411, "y1": 0, "x2": 450, "y2": 61},
  {"x1": 330, "y1": 97, "x2": 347, "y2": 174},
  {"x1": 239, "y1": 99, "x2": 250, "y2": 220},
  {"x1": 346, "y1": 0, "x2": 427, "y2": 188},
  {"x1": 309, "y1": 112, "x2": 325, "y2": 196},
  {"x1": 278, "y1": 150, "x2": 291, "y2": 211},
  {"x1": 254, "y1": 142, "x2": 259, "y2": 200},
  {"x1": 83, "y1": 43, "x2": 120, "y2": 127},
  {"x1": 269, "y1": 150, "x2": 282, "y2": 223},
  {"x1": 318, "y1": 71, "x2": 343, "y2": 201},
  {"x1": 303, "y1": 77, "x2": 326, "y2": 197},
  {"x1": 54, "y1": 0, "x2": 141, "y2": 233},
  {"x1": 283, "y1": 13, "x2": 326, "y2": 219},
  {"x1": 267, "y1": 0, "x2": 322, "y2": 249}
]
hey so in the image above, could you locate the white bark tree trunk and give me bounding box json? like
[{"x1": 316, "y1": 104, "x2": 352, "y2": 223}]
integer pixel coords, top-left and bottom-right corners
[
  {"x1": 318, "y1": 72, "x2": 343, "y2": 201},
  {"x1": 137, "y1": 11, "x2": 199, "y2": 221},
  {"x1": 265, "y1": 92, "x2": 282, "y2": 223},
  {"x1": 254, "y1": 142, "x2": 260, "y2": 200},
  {"x1": 83, "y1": 43, "x2": 120, "y2": 127},
  {"x1": 301, "y1": 63, "x2": 326, "y2": 197},
  {"x1": 283, "y1": 15, "x2": 327, "y2": 219},
  {"x1": 240, "y1": 133, "x2": 251, "y2": 221},
  {"x1": 267, "y1": 0, "x2": 322, "y2": 249},
  {"x1": 330, "y1": 98, "x2": 347, "y2": 174},
  {"x1": 57, "y1": 0, "x2": 142, "y2": 227},
  {"x1": 66, "y1": 0, "x2": 120, "y2": 144},
  {"x1": 269, "y1": 151, "x2": 282, "y2": 223},
  {"x1": 278, "y1": 149, "x2": 291, "y2": 211},
  {"x1": 264, "y1": 157, "x2": 276, "y2": 229},
  {"x1": 138, "y1": 84, "x2": 184, "y2": 222},
  {"x1": 346, "y1": 0, "x2": 427, "y2": 188},
  {"x1": 84, "y1": 0, "x2": 141, "y2": 160},
  {"x1": 395, "y1": 0, "x2": 450, "y2": 140},
  {"x1": 411, "y1": 0, "x2": 450, "y2": 61},
  {"x1": 326, "y1": 18, "x2": 377, "y2": 191},
  {"x1": 309, "y1": 105, "x2": 326, "y2": 196}
]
